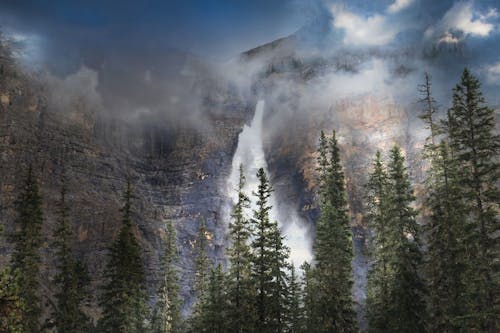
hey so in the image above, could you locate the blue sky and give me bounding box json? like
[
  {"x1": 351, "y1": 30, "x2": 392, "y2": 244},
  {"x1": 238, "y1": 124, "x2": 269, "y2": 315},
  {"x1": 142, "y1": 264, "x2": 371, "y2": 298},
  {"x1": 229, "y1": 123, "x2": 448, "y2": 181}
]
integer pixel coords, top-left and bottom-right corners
[
  {"x1": 2, "y1": 0, "x2": 500, "y2": 115},
  {"x1": 2, "y1": 1, "x2": 500, "y2": 67}
]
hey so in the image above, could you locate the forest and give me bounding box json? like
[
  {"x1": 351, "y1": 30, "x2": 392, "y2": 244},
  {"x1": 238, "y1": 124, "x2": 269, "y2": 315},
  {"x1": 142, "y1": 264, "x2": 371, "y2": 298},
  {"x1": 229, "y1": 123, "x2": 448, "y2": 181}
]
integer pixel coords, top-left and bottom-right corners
[{"x1": 0, "y1": 67, "x2": 498, "y2": 333}]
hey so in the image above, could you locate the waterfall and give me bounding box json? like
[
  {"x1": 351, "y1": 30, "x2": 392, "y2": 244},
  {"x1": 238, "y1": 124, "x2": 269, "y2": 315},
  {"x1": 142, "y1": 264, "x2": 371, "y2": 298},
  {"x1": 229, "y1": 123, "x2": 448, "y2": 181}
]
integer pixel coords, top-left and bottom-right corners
[{"x1": 227, "y1": 100, "x2": 312, "y2": 267}]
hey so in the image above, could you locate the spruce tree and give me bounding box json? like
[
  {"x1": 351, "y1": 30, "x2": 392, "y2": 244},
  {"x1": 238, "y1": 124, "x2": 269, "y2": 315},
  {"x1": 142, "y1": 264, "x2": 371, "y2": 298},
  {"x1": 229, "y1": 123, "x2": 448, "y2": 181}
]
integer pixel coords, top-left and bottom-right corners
[
  {"x1": 10, "y1": 166, "x2": 44, "y2": 332},
  {"x1": 250, "y1": 167, "x2": 290, "y2": 333},
  {"x1": 189, "y1": 218, "x2": 210, "y2": 332},
  {"x1": 226, "y1": 165, "x2": 254, "y2": 332},
  {"x1": 300, "y1": 262, "x2": 317, "y2": 333},
  {"x1": 365, "y1": 151, "x2": 392, "y2": 332},
  {"x1": 286, "y1": 264, "x2": 303, "y2": 333},
  {"x1": 268, "y1": 217, "x2": 290, "y2": 333},
  {"x1": 312, "y1": 130, "x2": 357, "y2": 332},
  {"x1": 198, "y1": 263, "x2": 227, "y2": 333},
  {"x1": 447, "y1": 68, "x2": 499, "y2": 331},
  {"x1": 0, "y1": 218, "x2": 24, "y2": 332},
  {"x1": 417, "y1": 73, "x2": 468, "y2": 332},
  {"x1": 151, "y1": 220, "x2": 183, "y2": 333},
  {"x1": 385, "y1": 146, "x2": 427, "y2": 332},
  {"x1": 51, "y1": 180, "x2": 92, "y2": 333},
  {"x1": 424, "y1": 142, "x2": 467, "y2": 332},
  {"x1": 97, "y1": 180, "x2": 148, "y2": 333}
]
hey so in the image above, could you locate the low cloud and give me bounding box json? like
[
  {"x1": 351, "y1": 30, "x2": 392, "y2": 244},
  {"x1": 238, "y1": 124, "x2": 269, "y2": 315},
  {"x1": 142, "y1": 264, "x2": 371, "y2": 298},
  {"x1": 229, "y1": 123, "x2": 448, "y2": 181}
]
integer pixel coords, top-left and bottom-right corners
[
  {"x1": 387, "y1": 0, "x2": 414, "y2": 14},
  {"x1": 483, "y1": 61, "x2": 500, "y2": 84},
  {"x1": 425, "y1": 1, "x2": 498, "y2": 45},
  {"x1": 330, "y1": 5, "x2": 399, "y2": 46}
]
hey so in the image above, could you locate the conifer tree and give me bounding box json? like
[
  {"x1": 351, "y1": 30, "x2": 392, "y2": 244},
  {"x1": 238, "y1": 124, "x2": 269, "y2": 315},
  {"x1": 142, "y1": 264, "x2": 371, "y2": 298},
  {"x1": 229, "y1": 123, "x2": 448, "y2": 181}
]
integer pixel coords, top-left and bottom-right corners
[
  {"x1": 51, "y1": 180, "x2": 92, "y2": 332},
  {"x1": 198, "y1": 263, "x2": 227, "y2": 333},
  {"x1": 418, "y1": 72, "x2": 441, "y2": 146},
  {"x1": 151, "y1": 220, "x2": 183, "y2": 333},
  {"x1": 385, "y1": 146, "x2": 427, "y2": 332},
  {"x1": 365, "y1": 151, "x2": 392, "y2": 332},
  {"x1": 0, "y1": 218, "x2": 24, "y2": 332},
  {"x1": 300, "y1": 262, "x2": 317, "y2": 333},
  {"x1": 250, "y1": 167, "x2": 290, "y2": 333},
  {"x1": 97, "y1": 180, "x2": 148, "y2": 333},
  {"x1": 226, "y1": 165, "x2": 254, "y2": 332},
  {"x1": 10, "y1": 166, "x2": 44, "y2": 332},
  {"x1": 313, "y1": 131, "x2": 357, "y2": 332},
  {"x1": 286, "y1": 264, "x2": 303, "y2": 333},
  {"x1": 446, "y1": 68, "x2": 499, "y2": 331},
  {"x1": 189, "y1": 218, "x2": 210, "y2": 332},
  {"x1": 268, "y1": 218, "x2": 290, "y2": 333},
  {"x1": 424, "y1": 142, "x2": 467, "y2": 331},
  {"x1": 416, "y1": 73, "x2": 468, "y2": 332}
]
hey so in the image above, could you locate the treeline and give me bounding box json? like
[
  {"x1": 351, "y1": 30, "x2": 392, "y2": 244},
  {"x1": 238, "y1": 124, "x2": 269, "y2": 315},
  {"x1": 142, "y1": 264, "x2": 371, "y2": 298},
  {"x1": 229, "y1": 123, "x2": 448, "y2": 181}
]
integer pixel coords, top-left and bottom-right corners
[
  {"x1": 365, "y1": 69, "x2": 498, "y2": 332},
  {"x1": 0, "y1": 68, "x2": 498, "y2": 333}
]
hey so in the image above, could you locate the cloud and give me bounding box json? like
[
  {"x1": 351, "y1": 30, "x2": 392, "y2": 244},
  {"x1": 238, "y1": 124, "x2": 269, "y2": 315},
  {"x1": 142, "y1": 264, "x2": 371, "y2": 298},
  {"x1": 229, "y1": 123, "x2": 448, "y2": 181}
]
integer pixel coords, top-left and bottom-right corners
[
  {"x1": 330, "y1": 5, "x2": 399, "y2": 46},
  {"x1": 425, "y1": 1, "x2": 497, "y2": 44},
  {"x1": 387, "y1": 0, "x2": 414, "y2": 14},
  {"x1": 484, "y1": 61, "x2": 500, "y2": 84}
]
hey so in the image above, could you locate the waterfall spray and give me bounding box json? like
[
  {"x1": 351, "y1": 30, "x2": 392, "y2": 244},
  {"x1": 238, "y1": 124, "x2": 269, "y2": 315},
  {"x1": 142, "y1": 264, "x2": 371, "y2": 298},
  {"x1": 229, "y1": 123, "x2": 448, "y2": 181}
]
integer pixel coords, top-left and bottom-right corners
[{"x1": 227, "y1": 100, "x2": 312, "y2": 267}]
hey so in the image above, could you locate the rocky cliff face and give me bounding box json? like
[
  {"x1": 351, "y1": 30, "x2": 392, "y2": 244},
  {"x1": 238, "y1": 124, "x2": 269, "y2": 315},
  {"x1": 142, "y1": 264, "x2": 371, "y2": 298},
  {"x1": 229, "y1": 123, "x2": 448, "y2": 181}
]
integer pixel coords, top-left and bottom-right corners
[
  {"x1": 1, "y1": 34, "x2": 422, "y2": 328},
  {"x1": 0, "y1": 47, "x2": 254, "y2": 320}
]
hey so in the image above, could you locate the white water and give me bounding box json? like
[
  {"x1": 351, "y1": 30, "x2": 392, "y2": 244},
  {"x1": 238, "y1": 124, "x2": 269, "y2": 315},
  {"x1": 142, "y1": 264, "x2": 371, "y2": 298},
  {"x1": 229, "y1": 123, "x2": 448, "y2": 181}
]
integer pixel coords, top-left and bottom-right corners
[{"x1": 227, "y1": 100, "x2": 312, "y2": 268}]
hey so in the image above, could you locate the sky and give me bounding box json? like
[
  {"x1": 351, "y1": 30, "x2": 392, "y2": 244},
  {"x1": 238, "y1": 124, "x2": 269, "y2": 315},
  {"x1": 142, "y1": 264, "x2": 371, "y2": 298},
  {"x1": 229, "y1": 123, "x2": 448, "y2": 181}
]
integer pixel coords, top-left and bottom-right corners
[
  {"x1": 2, "y1": 1, "x2": 499, "y2": 68},
  {"x1": 1, "y1": 0, "x2": 500, "y2": 115}
]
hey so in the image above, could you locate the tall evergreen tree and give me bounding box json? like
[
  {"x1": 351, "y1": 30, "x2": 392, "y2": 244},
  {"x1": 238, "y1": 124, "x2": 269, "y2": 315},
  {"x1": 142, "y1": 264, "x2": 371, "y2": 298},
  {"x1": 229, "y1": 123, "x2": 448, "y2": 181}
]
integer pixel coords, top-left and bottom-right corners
[
  {"x1": 365, "y1": 151, "x2": 392, "y2": 333},
  {"x1": 416, "y1": 73, "x2": 468, "y2": 332},
  {"x1": 226, "y1": 165, "x2": 254, "y2": 333},
  {"x1": 300, "y1": 262, "x2": 317, "y2": 333},
  {"x1": 97, "y1": 180, "x2": 148, "y2": 333},
  {"x1": 312, "y1": 130, "x2": 357, "y2": 332},
  {"x1": 0, "y1": 216, "x2": 24, "y2": 332},
  {"x1": 151, "y1": 220, "x2": 183, "y2": 333},
  {"x1": 51, "y1": 180, "x2": 92, "y2": 333},
  {"x1": 286, "y1": 264, "x2": 303, "y2": 333},
  {"x1": 250, "y1": 167, "x2": 290, "y2": 333},
  {"x1": 424, "y1": 142, "x2": 467, "y2": 332},
  {"x1": 446, "y1": 68, "x2": 499, "y2": 331},
  {"x1": 268, "y1": 217, "x2": 290, "y2": 333},
  {"x1": 198, "y1": 263, "x2": 227, "y2": 333},
  {"x1": 385, "y1": 146, "x2": 427, "y2": 332},
  {"x1": 10, "y1": 166, "x2": 44, "y2": 332},
  {"x1": 189, "y1": 218, "x2": 210, "y2": 332},
  {"x1": 418, "y1": 72, "x2": 441, "y2": 146}
]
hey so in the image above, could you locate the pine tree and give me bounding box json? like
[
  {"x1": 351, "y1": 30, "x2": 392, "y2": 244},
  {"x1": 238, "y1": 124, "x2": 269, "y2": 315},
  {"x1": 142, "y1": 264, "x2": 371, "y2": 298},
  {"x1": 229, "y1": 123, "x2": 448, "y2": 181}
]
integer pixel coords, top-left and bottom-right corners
[
  {"x1": 268, "y1": 217, "x2": 290, "y2": 333},
  {"x1": 250, "y1": 167, "x2": 290, "y2": 333},
  {"x1": 424, "y1": 142, "x2": 467, "y2": 332},
  {"x1": 385, "y1": 146, "x2": 427, "y2": 332},
  {"x1": 198, "y1": 263, "x2": 227, "y2": 333},
  {"x1": 417, "y1": 73, "x2": 468, "y2": 332},
  {"x1": 365, "y1": 151, "x2": 392, "y2": 332},
  {"x1": 418, "y1": 72, "x2": 441, "y2": 146},
  {"x1": 300, "y1": 262, "x2": 317, "y2": 333},
  {"x1": 10, "y1": 166, "x2": 44, "y2": 332},
  {"x1": 189, "y1": 218, "x2": 210, "y2": 332},
  {"x1": 97, "y1": 180, "x2": 148, "y2": 333},
  {"x1": 0, "y1": 216, "x2": 24, "y2": 332},
  {"x1": 226, "y1": 165, "x2": 254, "y2": 333},
  {"x1": 312, "y1": 130, "x2": 357, "y2": 332},
  {"x1": 286, "y1": 264, "x2": 303, "y2": 333},
  {"x1": 51, "y1": 180, "x2": 92, "y2": 332},
  {"x1": 446, "y1": 68, "x2": 499, "y2": 332},
  {"x1": 151, "y1": 220, "x2": 183, "y2": 333}
]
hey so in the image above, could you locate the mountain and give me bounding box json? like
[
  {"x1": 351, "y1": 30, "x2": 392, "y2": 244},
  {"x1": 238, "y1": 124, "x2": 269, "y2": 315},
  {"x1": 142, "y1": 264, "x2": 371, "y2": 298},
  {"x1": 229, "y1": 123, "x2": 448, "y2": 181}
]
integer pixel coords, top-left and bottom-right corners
[{"x1": 0, "y1": 32, "x2": 422, "y2": 329}]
